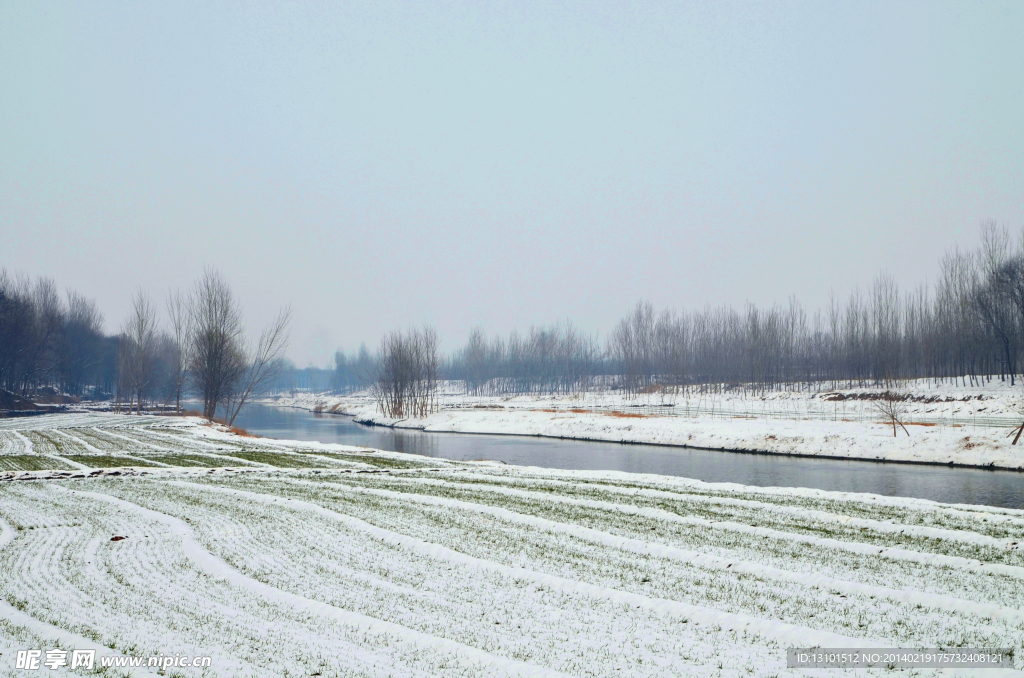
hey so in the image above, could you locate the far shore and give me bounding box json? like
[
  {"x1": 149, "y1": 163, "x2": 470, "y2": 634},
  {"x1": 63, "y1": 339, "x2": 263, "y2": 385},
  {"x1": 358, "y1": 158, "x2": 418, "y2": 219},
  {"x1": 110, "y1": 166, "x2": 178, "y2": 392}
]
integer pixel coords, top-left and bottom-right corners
[{"x1": 260, "y1": 380, "x2": 1024, "y2": 472}]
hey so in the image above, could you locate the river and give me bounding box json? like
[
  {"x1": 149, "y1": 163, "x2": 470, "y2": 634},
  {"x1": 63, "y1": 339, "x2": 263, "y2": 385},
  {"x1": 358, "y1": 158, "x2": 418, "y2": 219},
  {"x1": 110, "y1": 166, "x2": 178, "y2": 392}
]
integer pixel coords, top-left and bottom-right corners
[{"x1": 229, "y1": 403, "x2": 1024, "y2": 509}]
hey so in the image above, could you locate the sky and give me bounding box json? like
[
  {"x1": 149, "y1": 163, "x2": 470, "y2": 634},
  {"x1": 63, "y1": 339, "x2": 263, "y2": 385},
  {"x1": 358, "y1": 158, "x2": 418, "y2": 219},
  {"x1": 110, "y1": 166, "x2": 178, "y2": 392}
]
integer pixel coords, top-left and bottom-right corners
[{"x1": 2, "y1": 1, "x2": 1022, "y2": 366}]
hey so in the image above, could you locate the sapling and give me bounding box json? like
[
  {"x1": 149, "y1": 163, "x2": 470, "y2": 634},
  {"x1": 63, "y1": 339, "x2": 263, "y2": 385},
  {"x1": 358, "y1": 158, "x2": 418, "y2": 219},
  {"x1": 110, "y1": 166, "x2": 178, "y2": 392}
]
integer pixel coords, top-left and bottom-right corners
[{"x1": 870, "y1": 390, "x2": 911, "y2": 437}]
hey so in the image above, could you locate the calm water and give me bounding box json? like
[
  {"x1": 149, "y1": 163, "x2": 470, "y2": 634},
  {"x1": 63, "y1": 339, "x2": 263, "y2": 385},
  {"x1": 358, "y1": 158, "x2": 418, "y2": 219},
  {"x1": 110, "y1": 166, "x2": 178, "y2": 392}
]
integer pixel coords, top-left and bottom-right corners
[{"x1": 229, "y1": 403, "x2": 1024, "y2": 509}]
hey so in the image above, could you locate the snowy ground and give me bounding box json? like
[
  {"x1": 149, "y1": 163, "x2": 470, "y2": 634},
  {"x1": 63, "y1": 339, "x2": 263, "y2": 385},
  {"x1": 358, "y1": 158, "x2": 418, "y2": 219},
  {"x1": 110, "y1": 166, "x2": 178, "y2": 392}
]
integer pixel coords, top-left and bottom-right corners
[
  {"x1": 266, "y1": 379, "x2": 1024, "y2": 470},
  {"x1": 0, "y1": 414, "x2": 1023, "y2": 676}
]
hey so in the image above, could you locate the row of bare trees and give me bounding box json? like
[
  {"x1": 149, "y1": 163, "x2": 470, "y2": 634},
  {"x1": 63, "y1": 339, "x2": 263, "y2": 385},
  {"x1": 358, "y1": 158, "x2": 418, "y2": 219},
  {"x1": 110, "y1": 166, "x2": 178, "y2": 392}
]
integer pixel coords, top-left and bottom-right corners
[
  {"x1": 604, "y1": 273, "x2": 946, "y2": 394},
  {"x1": 1, "y1": 266, "x2": 288, "y2": 423},
  {"x1": 445, "y1": 323, "x2": 599, "y2": 396},
  {"x1": 443, "y1": 221, "x2": 1024, "y2": 396},
  {"x1": 331, "y1": 344, "x2": 375, "y2": 393},
  {"x1": 115, "y1": 271, "x2": 291, "y2": 423},
  {"x1": 0, "y1": 271, "x2": 113, "y2": 398}
]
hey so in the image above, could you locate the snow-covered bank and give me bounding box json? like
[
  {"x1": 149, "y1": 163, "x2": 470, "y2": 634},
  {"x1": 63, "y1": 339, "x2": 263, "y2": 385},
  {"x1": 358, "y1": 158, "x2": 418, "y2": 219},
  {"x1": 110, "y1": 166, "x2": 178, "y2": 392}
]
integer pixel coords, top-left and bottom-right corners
[{"x1": 266, "y1": 380, "x2": 1024, "y2": 470}]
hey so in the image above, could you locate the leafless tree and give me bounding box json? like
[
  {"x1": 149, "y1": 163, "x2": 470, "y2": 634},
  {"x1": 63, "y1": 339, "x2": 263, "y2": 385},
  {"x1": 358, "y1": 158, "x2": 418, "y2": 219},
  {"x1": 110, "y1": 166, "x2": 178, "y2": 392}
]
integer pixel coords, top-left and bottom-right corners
[
  {"x1": 608, "y1": 300, "x2": 655, "y2": 394},
  {"x1": 17, "y1": 278, "x2": 64, "y2": 393},
  {"x1": 331, "y1": 343, "x2": 376, "y2": 393},
  {"x1": 120, "y1": 290, "x2": 159, "y2": 414},
  {"x1": 448, "y1": 322, "x2": 597, "y2": 396},
  {"x1": 225, "y1": 307, "x2": 292, "y2": 426},
  {"x1": 186, "y1": 270, "x2": 290, "y2": 422},
  {"x1": 462, "y1": 327, "x2": 489, "y2": 395},
  {"x1": 871, "y1": 272, "x2": 902, "y2": 387},
  {"x1": 55, "y1": 291, "x2": 104, "y2": 396},
  {"x1": 189, "y1": 270, "x2": 246, "y2": 421},
  {"x1": 373, "y1": 325, "x2": 439, "y2": 418},
  {"x1": 166, "y1": 290, "x2": 193, "y2": 413},
  {"x1": 869, "y1": 390, "x2": 911, "y2": 437}
]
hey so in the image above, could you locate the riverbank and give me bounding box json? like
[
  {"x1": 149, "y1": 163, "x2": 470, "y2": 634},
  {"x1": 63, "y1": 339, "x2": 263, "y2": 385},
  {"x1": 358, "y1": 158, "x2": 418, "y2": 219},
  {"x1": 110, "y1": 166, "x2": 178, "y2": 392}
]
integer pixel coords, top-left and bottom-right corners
[{"x1": 264, "y1": 380, "x2": 1024, "y2": 470}]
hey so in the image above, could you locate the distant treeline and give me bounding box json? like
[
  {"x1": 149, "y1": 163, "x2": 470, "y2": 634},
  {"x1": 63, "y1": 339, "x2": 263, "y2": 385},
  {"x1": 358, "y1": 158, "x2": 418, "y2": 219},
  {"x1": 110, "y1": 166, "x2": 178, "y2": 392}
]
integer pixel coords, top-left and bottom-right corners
[
  {"x1": 7, "y1": 221, "x2": 1024, "y2": 406},
  {"x1": 1, "y1": 269, "x2": 289, "y2": 423},
  {"x1": 311, "y1": 221, "x2": 1024, "y2": 399},
  {"x1": 442, "y1": 221, "x2": 1024, "y2": 395},
  {"x1": 445, "y1": 323, "x2": 600, "y2": 395},
  {"x1": 0, "y1": 271, "x2": 116, "y2": 398}
]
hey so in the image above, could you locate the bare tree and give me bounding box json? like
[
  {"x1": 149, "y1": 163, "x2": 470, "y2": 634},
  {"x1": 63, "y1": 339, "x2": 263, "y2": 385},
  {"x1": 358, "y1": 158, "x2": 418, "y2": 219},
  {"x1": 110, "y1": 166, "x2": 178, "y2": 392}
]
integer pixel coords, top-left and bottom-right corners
[
  {"x1": 166, "y1": 290, "x2": 193, "y2": 413},
  {"x1": 462, "y1": 327, "x2": 489, "y2": 395},
  {"x1": 120, "y1": 290, "x2": 159, "y2": 414},
  {"x1": 56, "y1": 291, "x2": 104, "y2": 396},
  {"x1": 608, "y1": 301, "x2": 655, "y2": 394},
  {"x1": 869, "y1": 390, "x2": 911, "y2": 437},
  {"x1": 16, "y1": 278, "x2": 64, "y2": 394},
  {"x1": 1, "y1": 270, "x2": 110, "y2": 401},
  {"x1": 373, "y1": 325, "x2": 439, "y2": 418},
  {"x1": 189, "y1": 270, "x2": 246, "y2": 421},
  {"x1": 226, "y1": 307, "x2": 292, "y2": 426},
  {"x1": 871, "y1": 272, "x2": 902, "y2": 386}
]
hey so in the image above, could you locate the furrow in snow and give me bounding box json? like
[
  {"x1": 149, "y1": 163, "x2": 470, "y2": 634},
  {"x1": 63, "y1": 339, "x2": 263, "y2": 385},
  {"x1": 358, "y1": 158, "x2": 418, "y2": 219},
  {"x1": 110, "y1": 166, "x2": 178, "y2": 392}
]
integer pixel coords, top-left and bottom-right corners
[
  {"x1": 509, "y1": 466, "x2": 1024, "y2": 521},
  {"x1": 0, "y1": 513, "x2": 155, "y2": 676},
  {"x1": 47, "y1": 455, "x2": 92, "y2": 471},
  {"x1": 11, "y1": 431, "x2": 33, "y2": 455},
  {"x1": 51, "y1": 484, "x2": 572, "y2": 678},
  {"x1": 0, "y1": 600, "x2": 156, "y2": 677},
  {"x1": 401, "y1": 474, "x2": 1024, "y2": 581},
  {"x1": 534, "y1": 480, "x2": 1018, "y2": 550},
  {"x1": 49, "y1": 429, "x2": 104, "y2": 454},
  {"x1": 168, "y1": 479, "x2": 880, "y2": 649},
  {"x1": 320, "y1": 478, "x2": 1024, "y2": 624},
  {"x1": 93, "y1": 427, "x2": 175, "y2": 452}
]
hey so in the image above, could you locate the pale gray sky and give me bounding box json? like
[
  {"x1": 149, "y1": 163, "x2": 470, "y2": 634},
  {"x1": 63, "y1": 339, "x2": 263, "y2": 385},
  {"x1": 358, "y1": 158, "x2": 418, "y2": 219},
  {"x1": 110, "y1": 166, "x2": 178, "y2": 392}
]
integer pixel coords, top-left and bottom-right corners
[{"x1": 2, "y1": 1, "x2": 1022, "y2": 365}]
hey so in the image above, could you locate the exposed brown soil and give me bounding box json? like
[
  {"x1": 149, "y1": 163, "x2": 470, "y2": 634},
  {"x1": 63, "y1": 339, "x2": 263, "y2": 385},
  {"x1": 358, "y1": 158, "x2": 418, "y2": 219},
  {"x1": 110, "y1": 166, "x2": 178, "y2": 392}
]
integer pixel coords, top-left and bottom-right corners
[
  {"x1": 0, "y1": 390, "x2": 37, "y2": 411},
  {"x1": 32, "y1": 391, "x2": 79, "y2": 405},
  {"x1": 537, "y1": 407, "x2": 655, "y2": 419},
  {"x1": 822, "y1": 392, "x2": 987, "y2": 403}
]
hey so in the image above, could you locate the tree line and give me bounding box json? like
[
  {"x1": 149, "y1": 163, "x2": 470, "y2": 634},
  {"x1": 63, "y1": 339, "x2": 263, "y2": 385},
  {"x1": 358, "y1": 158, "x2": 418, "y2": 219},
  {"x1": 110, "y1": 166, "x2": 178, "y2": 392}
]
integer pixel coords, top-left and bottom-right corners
[
  {"x1": 422, "y1": 221, "x2": 1024, "y2": 398},
  {"x1": 117, "y1": 270, "x2": 290, "y2": 422},
  {"x1": 9, "y1": 221, "x2": 1024, "y2": 417},
  {"x1": 1, "y1": 268, "x2": 290, "y2": 422},
  {"x1": 1, "y1": 271, "x2": 114, "y2": 399},
  {"x1": 445, "y1": 323, "x2": 600, "y2": 396}
]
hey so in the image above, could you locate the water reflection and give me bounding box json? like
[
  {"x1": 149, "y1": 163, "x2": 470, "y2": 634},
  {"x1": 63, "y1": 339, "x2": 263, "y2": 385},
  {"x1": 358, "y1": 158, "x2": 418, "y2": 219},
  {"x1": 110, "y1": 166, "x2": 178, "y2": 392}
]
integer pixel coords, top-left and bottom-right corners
[{"x1": 227, "y1": 403, "x2": 1024, "y2": 509}]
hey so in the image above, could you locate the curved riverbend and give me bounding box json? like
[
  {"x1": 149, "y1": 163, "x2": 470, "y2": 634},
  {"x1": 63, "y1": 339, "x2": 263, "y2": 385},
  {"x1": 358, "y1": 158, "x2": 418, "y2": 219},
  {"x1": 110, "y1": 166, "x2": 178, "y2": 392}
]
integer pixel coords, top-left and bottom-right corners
[{"x1": 231, "y1": 403, "x2": 1024, "y2": 509}]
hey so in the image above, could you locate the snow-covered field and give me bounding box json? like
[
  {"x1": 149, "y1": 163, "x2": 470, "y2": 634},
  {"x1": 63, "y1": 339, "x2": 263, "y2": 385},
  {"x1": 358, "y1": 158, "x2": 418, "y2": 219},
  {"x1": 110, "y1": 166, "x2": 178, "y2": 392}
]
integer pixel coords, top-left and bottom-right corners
[
  {"x1": 0, "y1": 414, "x2": 1023, "y2": 676},
  {"x1": 268, "y1": 379, "x2": 1024, "y2": 469}
]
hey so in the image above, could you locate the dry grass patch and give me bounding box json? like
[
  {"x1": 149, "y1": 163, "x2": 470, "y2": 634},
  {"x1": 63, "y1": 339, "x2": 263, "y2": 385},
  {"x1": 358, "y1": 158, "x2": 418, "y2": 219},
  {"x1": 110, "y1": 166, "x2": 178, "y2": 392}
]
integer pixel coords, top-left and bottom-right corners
[
  {"x1": 604, "y1": 411, "x2": 656, "y2": 419},
  {"x1": 204, "y1": 419, "x2": 260, "y2": 438}
]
